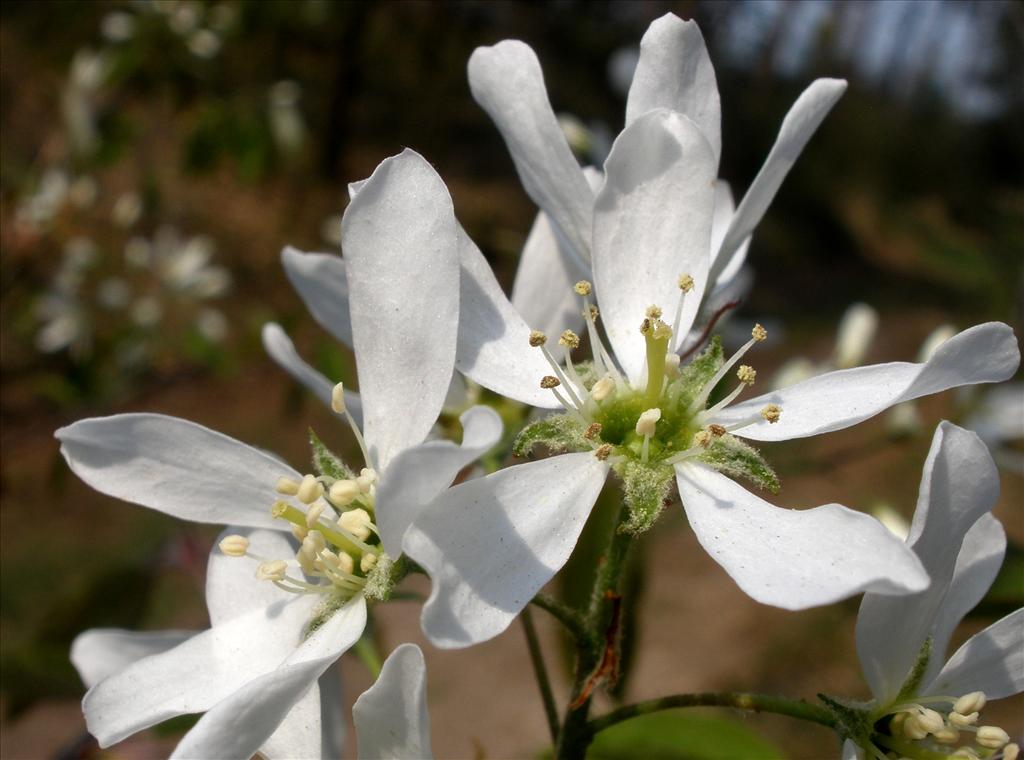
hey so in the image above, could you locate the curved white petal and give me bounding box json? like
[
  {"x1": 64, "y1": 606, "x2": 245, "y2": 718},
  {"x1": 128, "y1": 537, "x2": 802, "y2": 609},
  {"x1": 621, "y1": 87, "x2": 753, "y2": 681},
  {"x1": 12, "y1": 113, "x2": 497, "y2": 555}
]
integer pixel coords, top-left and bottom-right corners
[
  {"x1": 510, "y1": 210, "x2": 589, "y2": 340},
  {"x1": 354, "y1": 644, "x2": 432, "y2": 760},
  {"x1": 376, "y1": 405, "x2": 503, "y2": 556},
  {"x1": 342, "y1": 149, "x2": 460, "y2": 470},
  {"x1": 926, "y1": 609, "x2": 1024, "y2": 701},
  {"x1": 843, "y1": 739, "x2": 865, "y2": 760},
  {"x1": 71, "y1": 629, "x2": 197, "y2": 690},
  {"x1": 83, "y1": 592, "x2": 318, "y2": 746},
  {"x1": 593, "y1": 109, "x2": 716, "y2": 383},
  {"x1": 625, "y1": 14, "x2": 721, "y2": 164},
  {"x1": 718, "y1": 322, "x2": 1021, "y2": 441},
  {"x1": 711, "y1": 78, "x2": 846, "y2": 283},
  {"x1": 56, "y1": 414, "x2": 298, "y2": 531},
  {"x1": 708, "y1": 180, "x2": 749, "y2": 286},
  {"x1": 206, "y1": 527, "x2": 297, "y2": 625},
  {"x1": 455, "y1": 226, "x2": 560, "y2": 409},
  {"x1": 261, "y1": 322, "x2": 363, "y2": 426},
  {"x1": 259, "y1": 681, "x2": 324, "y2": 760},
  {"x1": 675, "y1": 463, "x2": 928, "y2": 610},
  {"x1": 281, "y1": 246, "x2": 353, "y2": 348},
  {"x1": 468, "y1": 40, "x2": 593, "y2": 261},
  {"x1": 856, "y1": 423, "x2": 999, "y2": 703},
  {"x1": 318, "y1": 665, "x2": 347, "y2": 760},
  {"x1": 404, "y1": 452, "x2": 608, "y2": 648},
  {"x1": 170, "y1": 597, "x2": 366, "y2": 760}
]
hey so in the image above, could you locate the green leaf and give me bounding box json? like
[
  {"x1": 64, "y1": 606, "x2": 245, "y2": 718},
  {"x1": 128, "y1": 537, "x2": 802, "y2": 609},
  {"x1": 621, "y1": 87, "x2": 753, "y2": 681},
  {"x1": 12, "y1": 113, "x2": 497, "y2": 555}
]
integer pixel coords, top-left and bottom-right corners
[
  {"x1": 698, "y1": 435, "x2": 779, "y2": 493},
  {"x1": 615, "y1": 459, "x2": 674, "y2": 535},
  {"x1": 309, "y1": 428, "x2": 355, "y2": 480},
  {"x1": 513, "y1": 414, "x2": 589, "y2": 458},
  {"x1": 587, "y1": 711, "x2": 785, "y2": 759}
]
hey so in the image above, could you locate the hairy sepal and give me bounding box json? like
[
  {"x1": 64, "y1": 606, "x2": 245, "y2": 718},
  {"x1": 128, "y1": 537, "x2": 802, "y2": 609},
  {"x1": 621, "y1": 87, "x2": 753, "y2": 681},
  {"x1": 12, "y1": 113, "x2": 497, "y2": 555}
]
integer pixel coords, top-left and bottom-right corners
[
  {"x1": 675, "y1": 336, "x2": 724, "y2": 409},
  {"x1": 698, "y1": 434, "x2": 779, "y2": 492},
  {"x1": 616, "y1": 459, "x2": 674, "y2": 535},
  {"x1": 513, "y1": 414, "x2": 589, "y2": 458},
  {"x1": 309, "y1": 428, "x2": 356, "y2": 480}
]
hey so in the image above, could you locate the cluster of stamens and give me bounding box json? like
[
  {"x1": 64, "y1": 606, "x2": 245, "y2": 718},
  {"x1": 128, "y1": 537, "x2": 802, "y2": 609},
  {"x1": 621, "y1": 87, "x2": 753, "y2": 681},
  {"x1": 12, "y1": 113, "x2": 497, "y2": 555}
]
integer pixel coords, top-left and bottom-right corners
[
  {"x1": 219, "y1": 382, "x2": 383, "y2": 599},
  {"x1": 873, "y1": 692, "x2": 1017, "y2": 760},
  {"x1": 529, "y1": 277, "x2": 781, "y2": 466}
]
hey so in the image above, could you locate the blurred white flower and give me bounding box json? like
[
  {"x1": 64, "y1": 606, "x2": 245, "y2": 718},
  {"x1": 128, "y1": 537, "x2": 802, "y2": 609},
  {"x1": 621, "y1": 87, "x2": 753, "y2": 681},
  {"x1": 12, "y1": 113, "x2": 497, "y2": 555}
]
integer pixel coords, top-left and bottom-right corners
[
  {"x1": 101, "y1": 12, "x2": 136, "y2": 42},
  {"x1": 131, "y1": 296, "x2": 162, "y2": 327},
  {"x1": 168, "y1": 1, "x2": 201, "y2": 35},
  {"x1": 269, "y1": 80, "x2": 307, "y2": 155},
  {"x1": 112, "y1": 192, "x2": 143, "y2": 228},
  {"x1": 63, "y1": 49, "x2": 109, "y2": 155},
  {"x1": 17, "y1": 169, "x2": 70, "y2": 228},
  {"x1": 97, "y1": 278, "x2": 131, "y2": 310},
  {"x1": 320, "y1": 213, "x2": 343, "y2": 247},
  {"x1": 195, "y1": 307, "x2": 228, "y2": 342},
  {"x1": 68, "y1": 175, "x2": 99, "y2": 209},
  {"x1": 124, "y1": 236, "x2": 153, "y2": 268},
  {"x1": 187, "y1": 29, "x2": 221, "y2": 59}
]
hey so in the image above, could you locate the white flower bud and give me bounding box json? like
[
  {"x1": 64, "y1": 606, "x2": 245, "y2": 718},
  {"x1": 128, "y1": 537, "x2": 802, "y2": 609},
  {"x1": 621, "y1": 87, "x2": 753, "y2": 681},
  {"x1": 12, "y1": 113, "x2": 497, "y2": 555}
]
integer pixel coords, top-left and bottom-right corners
[
  {"x1": 276, "y1": 476, "x2": 300, "y2": 495},
  {"x1": 976, "y1": 726, "x2": 1010, "y2": 749},
  {"x1": 331, "y1": 382, "x2": 346, "y2": 414},
  {"x1": 338, "y1": 508, "x2": 372, "y2": 541},
  {"x1": 218, "y1": 534, "x2": 249, "y2": 557},
  {"x1": 635, "y1": 408, "x2": 661, "y2": 437},
  {"x1": 329, "y1": 479, "x2": 361, "y2": 506},
  {"x1": 591, "y1": 376, "x2": 614, "y2": 401},
  {"x1": 256, "y1": 560, "x2": 287, "y2": 581},
  {"x1": 953, "y1": 691, "x2": 986, "y2": 716},
  {"x1": 833, "y1": 302, "x2": 878, "y2": 369},
  {"x1": 297, "y1": 474, "x2": 322, "y2": 504}
]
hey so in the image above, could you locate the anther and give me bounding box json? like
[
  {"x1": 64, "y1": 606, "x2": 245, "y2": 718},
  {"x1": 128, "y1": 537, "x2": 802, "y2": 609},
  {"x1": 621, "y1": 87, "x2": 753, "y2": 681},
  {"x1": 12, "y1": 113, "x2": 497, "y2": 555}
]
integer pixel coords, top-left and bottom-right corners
[
  {"x1": 559, "y1": 330, "x2": 580, "y2": 350},
  {"x1": 915, "y1": 708, "x2": 944, "y2": 734},
  {"x1": 219, "y1": 535, "x2": 250, "y2": 557},
  {"x1": 902, "y1": 714, "x2": 928, "y2": 740},
  {"x1": 360, "y1": 552, "x2": 378, "y2": 573},
  {"x1": 761, "y1": 404, "x2": 781, "y2": 423},
  {"x1": 640, "y1": 317, "x2": 652, "y2": 335},
  {"x1": 678, "y1": 274, "x2": 694, "y2": 292},
  {"x1": 329, "y1": 479, "x2": 360, "y2": 506},
  {"x1": 584, "y1": 422, "x2": 602, "y2": 440},
  {"x1": 951, "y1": 749, "x2": 980, "y2": 760},
  {"x1": 977, "y1": 726, "x2": 1011, "y2": 749},
  {"x1": 276, "y1": 476, "x2": 300, "y2": 495},
  {"x1": 950, "y1": 711, "x2": 979, "y2": 727},
  {"x1": 529, "y1": 330, "x2": 548, "y2": 347},
  {"x1": 256, "y1": 560, "x2": 288, "y2": 581},
  {"x1": 587, "y1": 304, "x2": 599, "y2": 320},
  {"x1": 297, "y1": 474, "x2": 322, "y2": 504},
  {"x1": 305, "y1": 530, "x2": 326, "y2": 553},
  {"x1": 331, "y1": 382, "x2": 346, "y2": 414},
  {"x1": 338, "y1": 508, "x2": 373, "y2": 542},
  {"x1": 356, "y1": 468, "x2": 378, "y2": 493},
  {"x1": 954, "y1": 692, "x2": 987, "y2": 715},
  {"x1": 1004, "y1": 743, "x2": 1020, "y2": 760},
  {"x1": 645, "y1": 305, "x2": 663, "y2": 319},
  {"x1": 693, "y1": 430, "x2": 712, "y2": 449},
  {"x1": 707, "y1": 424, "x2": 726, "y2": 438},
  {"x1": 594, "y1": 444, "x2": 613, "y2": 461},
  {"x1": 541, "y1": 375, "x2": 561, "y2": 389},
  {"x1": 933, "y1": 726, "x2": 960, "y2": 744},
  {"x1": 305, "y1": 503, "x2": 325, "y2": 529},
  {"x1": 752, "y1": 323, "x2": 768, "y2": 342},
  {"x1": 290, "y1": 524, "x2": 308, "y2": 541},
  {"x1": 635, "y1": 408, "x2": 661, "y2": 437},
  {"x1": 574, "y1": 280, "x2": 592, "y2": 296},
  {"x1": 737, "y1": 365, "x2": 756, "y2": 385},
  {"x1": 591, "y1": 376, "x2": 614, "y2": 401}
]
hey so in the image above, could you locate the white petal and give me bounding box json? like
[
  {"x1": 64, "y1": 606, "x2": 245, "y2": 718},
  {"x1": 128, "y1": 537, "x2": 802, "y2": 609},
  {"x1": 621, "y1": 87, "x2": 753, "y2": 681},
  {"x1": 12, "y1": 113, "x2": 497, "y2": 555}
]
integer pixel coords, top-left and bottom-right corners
[
  {"x1": 711, "y1": 78, "x2": 846, "y2": 283},
  {"x1": 593, "y1": 109, "x2": 716, "y2": 382},
  {"x1": 261, "y1": 322, "x2": 363, "y2": 426},
  {"x1": 281, "y1": 245, "x2": 353, "y2": 348},
  {"x1": 206, "y1": 527, "x2": 297, "y2": 625},
  {"x1": 71, "y1": 629, "x2": 197, "y2": 690},
  {"x1": 404, "y1": 452, "x2": 608, "y2": 648},
  {"x1": 675, "y1": 463, "x2": 927, "y2": 610},
  {"x1": 56, "y1": 414, "x2": 298, "y2": 530},
  {"x1": 318, "y1": 665, "x2": 347, "y2": 760},
  {"x1": 259, "y1": 681, "x2": 324, "y2": 760},
  {"x1": 354, "y1": 644, "x2": 432, "y2": 760},
  {"x1": 625, "y1": 14, "x2": 721, "y2": 164},
  {"x1": 856, "y1": 423, "x2": 999, "y2": 703},
  {"x1": 375, "y1": 405, "x2": 502, "y2": 556},
  {"x1": 83, "y1": 593, "x2": 318, "y2": 746},
  {"x1": 342, "y1": 149, "x2": 460, "y2": 470},
  {"x1": 468, "y1": 40, "x2": 593, "y2": 261},
  {"x1": 510, "y1": 210, "x2": 589, "y2": 340},
  {"x1": 708, "y1": 180, "x2": 749, "y2": 286},
  {"x1": 843, "y1": 739, "x2": 865, "y2": 760},
  {"x1": 455, "y1": 225, "x2": 560, "y2": 408},
  {"x1": 927, "y1": 609, "x2": 1024, "y2": 701},
  {"x1": 718, "y1": 322, "x2": 1021, "y2": 441},
  {"x1": 170, "y1": 597, "x2": 367, "y2": 760}
]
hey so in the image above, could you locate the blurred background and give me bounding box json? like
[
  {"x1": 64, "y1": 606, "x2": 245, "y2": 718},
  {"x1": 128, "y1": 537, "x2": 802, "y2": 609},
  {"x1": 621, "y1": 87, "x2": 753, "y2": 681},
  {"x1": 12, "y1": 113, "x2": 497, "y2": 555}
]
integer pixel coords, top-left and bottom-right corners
[{"x1": 2, "y1": 1, "x2": 1021, "y2": 757}]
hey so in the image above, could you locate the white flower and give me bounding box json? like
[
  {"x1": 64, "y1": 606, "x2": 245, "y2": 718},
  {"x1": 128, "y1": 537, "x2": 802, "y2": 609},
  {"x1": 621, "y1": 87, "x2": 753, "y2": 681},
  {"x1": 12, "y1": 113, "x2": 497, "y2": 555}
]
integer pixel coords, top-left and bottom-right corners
[
  {"x1": 353, "y1": 644, "x2": 434, "y2": 759},
  {"x1": 843, "y1": 422, "x2": 1023, "y2": 758},
  {"x1": 56, "y1": 151, "x2": 500, "y2": 758}
]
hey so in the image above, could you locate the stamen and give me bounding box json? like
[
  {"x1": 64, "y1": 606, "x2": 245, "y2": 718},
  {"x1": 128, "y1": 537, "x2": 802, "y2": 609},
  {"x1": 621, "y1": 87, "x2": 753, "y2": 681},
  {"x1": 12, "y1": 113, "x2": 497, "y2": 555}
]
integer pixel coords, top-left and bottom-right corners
[
  {"x1": 356, "y1": 468, "x2": 378, "y2": 494},
  {"x1": 950, "y1": 711, "x2": 979, "y2": 727},
  {"x1": 343, "y1": 406, "x2": 373, "y2": 472},
  {"x1": 305, "y1": 503, "x2": 325, "y2": 529},
  {"x1": 688, "y1": 324, "x2": 766, "y2": 413},
  {"x1": 529, "y1": 330, "x2": 548, "y2": 347},
  {"x1": 559, "y1": 330, "x2": 581, "y2": 350},
  {"x1": 540, "y1": 375, "x2": 561, "y2": 389},
  {"x1": 761, "y1": 404, "x2": 782, "y2": 423},
  {"x1": 577, "y1": 290, "x2": 623, "y2": 387},
  {"x1": 636, "y1": 408, "x2": 661, "y2": 464},
  {"x1": 272, "y1": 500, "x2": 374, "y2": 554},
  {"x1": 329, "y1": 479, "x2": 360, "y2": 506},
  {"x1": 594, "y1": 444, "x2": 613, "y2": 461},
  {"x1": 1004, "y1": 743, "x2": 1020, "y2": 760},
  {"x1": 331, "y1": 382, "x2": 347, "y2": 414},
  {"x1": 338, "y1": 508, "x2": 373, "y2": 542},
  {"x1": 539, "y1": 344, "x2": 583, "y2": 408},
  {"x1": 591, "y1": 376, "x2": 614, "y2": 402},
  {"x1": 256, "y1": 560, "x2": 288, "y2": 581},
  {"x1": 276, "y1": 477, "x2": 300, "y2": 495},
  {"x1": 670, "y1": 273, "x2": 695, "y2": 350},
  {"x1": 360, "y1": 553, "x2": 378, "y2": 573},
  {"x1": 977, "y1": 726, "x2": 1011, "y2": 750},
  {"x1": 699, "y1": 366, "x2": 758, "y2": 422},
  {"x1": 933, "y1": 726, "x2": 960, "y2": 744},
  {"x1": 954, "y1": 692, "x2": 987, "y2": 715},
  {"x1": 297, "y1": 474, "x2": 322, "y2": 505},
  {"x1": 664, "y1": 353, "x2": 681, "y2": 379},
  {"x1": 584, "y1": 422, "x2": 602, "y2": 440},
  {"x1": 218, "y1": 535, "x2": 250, "y2": 557},
  {"x1": 573, "y1": 280, "x2": 592, "y2": 296}
]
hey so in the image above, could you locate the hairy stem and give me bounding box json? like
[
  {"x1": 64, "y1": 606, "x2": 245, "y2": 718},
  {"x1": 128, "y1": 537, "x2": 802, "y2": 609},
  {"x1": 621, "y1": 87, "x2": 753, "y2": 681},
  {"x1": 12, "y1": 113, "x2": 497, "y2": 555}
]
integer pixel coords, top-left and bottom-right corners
[
  {"x1": 530, "y1": 593, "x2": 590, "y2": 644},
  {"x1": 521, "y1": 607, "x2": 560, "y2": 743}
]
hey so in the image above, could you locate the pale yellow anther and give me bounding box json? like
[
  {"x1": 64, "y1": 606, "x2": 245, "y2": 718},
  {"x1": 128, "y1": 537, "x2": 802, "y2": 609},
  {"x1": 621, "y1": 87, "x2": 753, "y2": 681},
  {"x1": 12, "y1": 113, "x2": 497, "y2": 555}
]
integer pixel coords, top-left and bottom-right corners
[
  {"x1": 331, "y1": 382, "x2": 347, "y2": 414},
  {"x1": 305, "y1": 502, "x2": 325, "y2": 529},
  {"x1": 541, "y1": 375, "x2": 561, "y2": 389},
  {"x1": 591, "y1": 376, "x2": 614, "y2": 401},
  {"x1": 304, "y1": 530, "x2": 326, "y2": 554},
  {"x1": 594, "y1": 444, "x2": 613, "y2": 461},
  {"x1": 297, "y1": 474, "x2": 322, "y2": 504},
  {"x1": 329, "y1": 479, "x2": 360, "y2": 506},
  {"x1": 322, "y1": 550, "x2": 354, "y2": 576},
  {"x1": 954, "y1": 691, "x2": 986, "y2": 715},
  {"x1": 360, "y1": 552, "x2": 378, "y2": 573},
  {"x1": 218, "y1": 534, "x2": 250, "y2": 557},
  {"x1": 559, "y1": 330, "x2": 580, "y2": 350},
  {"x1": 693, "y1": 430, "x2": 712, "y2": 449},
  {"x1": 752, "y1": 323, "x2": 768, "y2": 342},
  {"x1": 933, "y1": 726, "x2": 960, "y2": 744},
  {"x1": 296, "y1": 545, "x2": 317, "y2": 575},
  {"x1": 951, "y1": 749, "x2": 980, "y2": 760},
  {"x1": 635, "y1": 408, "x2": 661, "y2": 437},
  {"x1": 761, "y1": 404, "x2": 782, "y2": 423},
  {"x1": 1004, "y1": 743, "x2": 1020, "y2": 760},
  {"x1": 529, "y1": 330, "x2": 548, "y2": 347},
  {"x1": 338, "y1": 508, "x2": 373, "y2": 541},
  {"x1": 915, "y1": 708, "x2": 944, "y2": 734},
  {"x1": 574, "y1": 280, "x2": 592, "y2": 296},
  {"x1": 646, "y1": 305, "x2": 663, "y2": 319},
  {"x1": 356, "y1": 468, "x2": 378, "y2": 493},
  {"x1": 256, "y1": 560, "x2": 288, "y2": 581},
  {"x1": 976, "y1": 726, "x2": 1010, "y2": 749},
  {"x1": 902, "y1": 714, "x2": 928, "y2": 740},
  {"x1": 290, "y1": 524, "x2": 308, "y2": 542},
  {"x1": 890, "y1": 712, "x2": 907, "y2": 734},
  {"x1": 678, "y1": 274, "x2": 695, "y2": 292},
  {"x1": 737, "y1": 365, "x2": 757, "y2": 385},
  {"x1": 584, "y1": 422, "x2": 602, "y2": 440},
  {"x1": 276, "y1": 476, "x2": 300, "y2": 495},
  {"x1": 949, "y1": 711, "x2": 979, "y2": 727}
]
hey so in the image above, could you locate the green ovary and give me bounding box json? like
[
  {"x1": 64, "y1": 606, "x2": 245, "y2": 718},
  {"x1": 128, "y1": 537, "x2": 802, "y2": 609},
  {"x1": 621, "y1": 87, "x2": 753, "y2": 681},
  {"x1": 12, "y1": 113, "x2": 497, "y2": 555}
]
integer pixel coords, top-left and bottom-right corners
[{"x1": 592, "y1": 387, "x2": 699, "y2": 464}]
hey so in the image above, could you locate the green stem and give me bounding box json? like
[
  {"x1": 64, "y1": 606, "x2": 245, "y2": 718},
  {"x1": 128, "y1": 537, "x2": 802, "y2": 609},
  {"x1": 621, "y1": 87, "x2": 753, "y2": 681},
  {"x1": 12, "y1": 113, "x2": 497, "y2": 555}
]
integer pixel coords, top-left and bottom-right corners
[
  {"x1": 530, "y1": 593, "x2": 590, "y2": 644},
  {"x1": 352, "y1": 634, "x2": 383, "y2": 679},
  {"x1": 587, "y1": 692, "x2": 837, "y2": 737},
  {"x1": 521, "y1": 607, "x2": 560, "y2": 744}
]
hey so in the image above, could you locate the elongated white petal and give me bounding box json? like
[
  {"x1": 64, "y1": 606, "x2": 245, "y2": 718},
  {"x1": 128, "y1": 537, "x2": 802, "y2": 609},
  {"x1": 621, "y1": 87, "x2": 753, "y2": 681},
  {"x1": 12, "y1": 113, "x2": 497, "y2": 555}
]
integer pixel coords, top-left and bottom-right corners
[
  {"x1": 281, "y1": 246, "x2": 353, "y2": 348},
  {"x1": 376, "y1": 405, "x2": 502, "y2": 556},
  {"x1": 84, "y1": 593, "x2": 319, "y2": 746},
  {"x1": 56, "y1": 414, "x2": 298, "y2": 530},
  {"x1": 675, "y1": 463, "x2": 928, "y2": 610},
  {"x1": 170, "y1": 597, "x2": 366, "y2": 760},
  {"x1": 708, "y1": 180, "x2": 749, "y2": 286},
  {"x1": 510, "y1": 210, "x2": 589, "y2": 340},
  {"x1": 71, "y1": 629, "x2": 197, "y2": 690},
  {"x1": 342, "y1": 149, "x2": 460, "y2": 470},
  {"x1": 405, "y1": 452, "x2": 609, "y2": 648},
  {"x1": 354, "y1": 644, "x2": 432, "y2": 760},
  {"x1": 593, "y1": 109, "x2": 716, "y2": 382},
  {"x1": 711, "y1": 79, "x2": 846, "y2": 283},
  {"x1": 206, "y1": 527, "x2": 297, "y2": 625},
  {"x1": 318, "y1": 665, "x2": 346, "y2": 760},
  {"x1": 927, "y1": 609, "x2": 1024, "y2": 701},
  {"x1": 259, "y1": 681, "x2": 324, "y2": 760},
  {"x1": 468, "y1": 40, "x2": 593, "y2": 261},
  {"x1": 843, "y1": 739, "x2": 864, "y2": 760},
  {"x1": 261, "y1": 322, "x2": 363, "y2": 426},
  {"x1": 925, "y1": 514, "x2": 1006, "y2": 689},
  {"x1": 625, "y1": 14, "x2": 721, "y2": 164},
  {"x1": 455, "y1": 226, "x2": 560, "y2": 408},
  {"x1": 856, "y1": 423, "x2": 999, "y2": 703},
  {"x1": 718, "y1": 322, "x2": 1021, "y2": 441}
]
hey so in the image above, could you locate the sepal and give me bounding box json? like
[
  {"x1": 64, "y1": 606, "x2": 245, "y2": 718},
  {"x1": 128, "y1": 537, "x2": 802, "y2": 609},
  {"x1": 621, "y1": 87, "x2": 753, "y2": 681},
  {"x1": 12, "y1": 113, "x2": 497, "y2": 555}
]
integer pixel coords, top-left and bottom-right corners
[
  {"x1": 615, "y1": 459, "x2": 674, "y2": 534},
  {"x1": 513, "y1": 414, "x2": 589, "y2": 458},
  {"x1": 674, "y1": 336, "x2": 724, "y2": 408},
  {"x1": 309, "y1": 429, "x2": 356, "y2": 480},
  {"x1": 698, "y1": 434, "x2": 779, "y2": 493}
]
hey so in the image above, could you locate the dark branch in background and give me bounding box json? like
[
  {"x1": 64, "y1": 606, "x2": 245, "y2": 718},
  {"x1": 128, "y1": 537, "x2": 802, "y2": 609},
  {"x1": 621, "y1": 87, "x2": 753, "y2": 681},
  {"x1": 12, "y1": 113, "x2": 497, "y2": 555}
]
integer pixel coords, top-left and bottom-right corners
[{"x1": 679, "y1": 299, "x2": 742, "y2": 362}]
